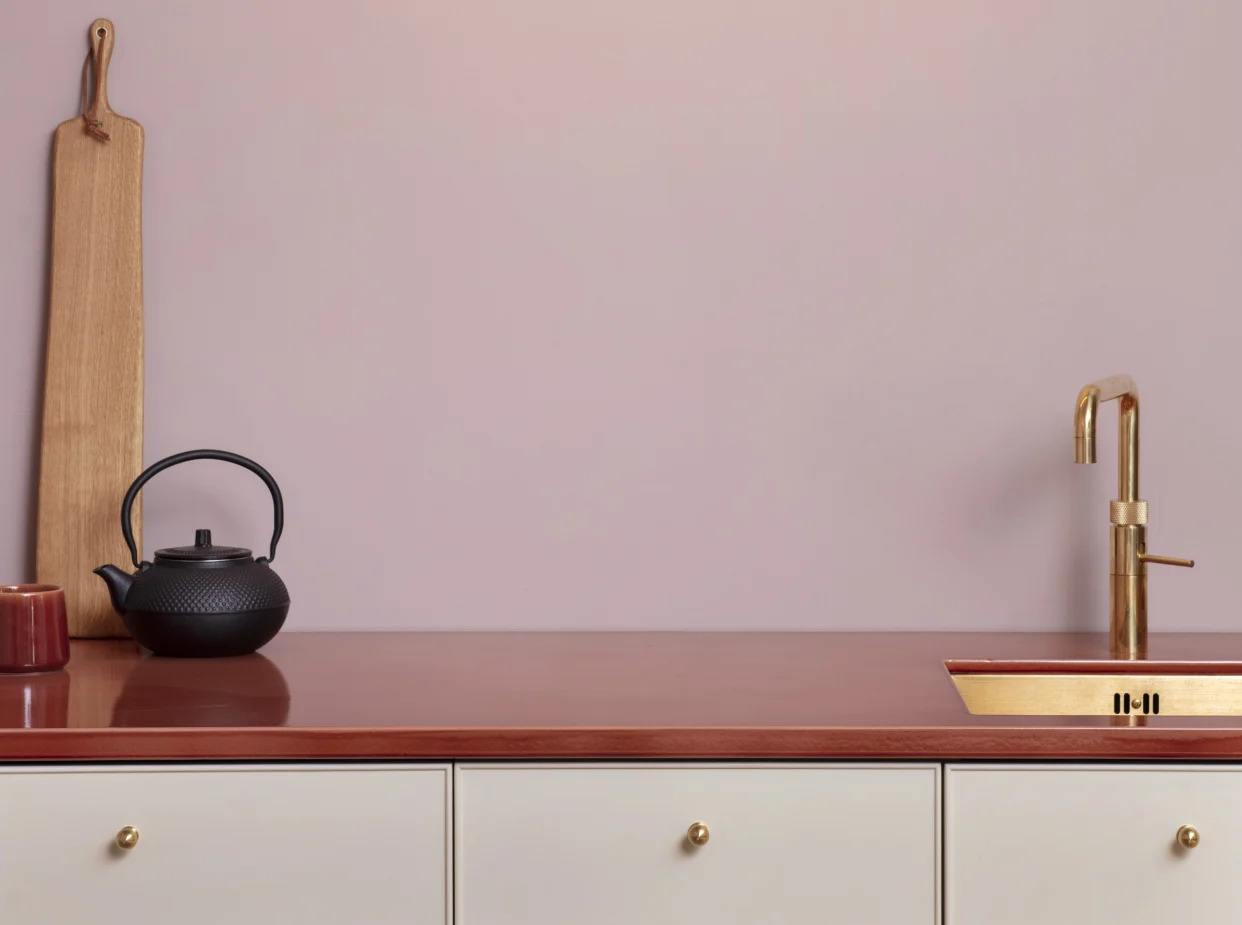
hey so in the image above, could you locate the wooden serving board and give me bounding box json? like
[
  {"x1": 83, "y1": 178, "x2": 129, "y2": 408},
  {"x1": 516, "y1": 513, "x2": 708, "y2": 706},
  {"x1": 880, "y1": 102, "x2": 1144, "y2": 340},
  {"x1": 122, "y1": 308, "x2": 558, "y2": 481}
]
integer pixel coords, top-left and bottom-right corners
[{"x1": 37, "y1": 19, "x2": 143, "y2": 638}]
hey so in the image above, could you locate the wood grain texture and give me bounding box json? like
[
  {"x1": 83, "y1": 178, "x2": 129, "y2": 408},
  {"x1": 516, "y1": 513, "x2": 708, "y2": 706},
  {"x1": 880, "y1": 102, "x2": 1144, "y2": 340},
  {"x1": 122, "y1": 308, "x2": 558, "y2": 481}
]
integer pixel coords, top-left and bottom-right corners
[
  {"x1": 37, "y1": 19, "x2": 142, "y2": 637},
  {"x1": 4, "y1": 633, "x2": 1242, "y2": 760}
]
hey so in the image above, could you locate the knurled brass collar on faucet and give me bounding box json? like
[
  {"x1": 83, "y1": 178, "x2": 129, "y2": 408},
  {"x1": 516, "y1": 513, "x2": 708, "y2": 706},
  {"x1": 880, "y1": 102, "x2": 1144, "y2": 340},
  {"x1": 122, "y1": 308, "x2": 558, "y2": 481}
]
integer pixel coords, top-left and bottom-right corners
[{"x1": 1110, "y1": 500, "x2": 1148, "y2": 526}]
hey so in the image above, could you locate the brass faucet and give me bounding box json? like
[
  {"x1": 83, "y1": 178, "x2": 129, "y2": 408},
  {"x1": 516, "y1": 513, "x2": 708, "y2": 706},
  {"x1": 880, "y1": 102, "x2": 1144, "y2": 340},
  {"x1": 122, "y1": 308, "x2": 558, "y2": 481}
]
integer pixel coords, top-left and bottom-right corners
[{"x1": 1074, "y1": 375, "x2": 1194, "y2": 659}]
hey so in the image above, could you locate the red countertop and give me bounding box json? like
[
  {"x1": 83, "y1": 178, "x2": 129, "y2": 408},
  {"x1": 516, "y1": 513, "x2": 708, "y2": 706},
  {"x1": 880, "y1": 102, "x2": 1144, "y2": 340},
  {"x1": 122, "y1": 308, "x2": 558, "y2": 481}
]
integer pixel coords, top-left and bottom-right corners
[{"x1": 3, "y1": 632, "x2": 1242, "y2": 761}]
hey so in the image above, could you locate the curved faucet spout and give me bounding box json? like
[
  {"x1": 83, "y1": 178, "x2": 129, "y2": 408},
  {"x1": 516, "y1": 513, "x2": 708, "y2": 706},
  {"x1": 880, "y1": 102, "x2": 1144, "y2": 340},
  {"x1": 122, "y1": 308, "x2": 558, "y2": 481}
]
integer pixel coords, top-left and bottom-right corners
[{"x1": 1074, "y1": 374, "x2": 1138, "y2": 502}]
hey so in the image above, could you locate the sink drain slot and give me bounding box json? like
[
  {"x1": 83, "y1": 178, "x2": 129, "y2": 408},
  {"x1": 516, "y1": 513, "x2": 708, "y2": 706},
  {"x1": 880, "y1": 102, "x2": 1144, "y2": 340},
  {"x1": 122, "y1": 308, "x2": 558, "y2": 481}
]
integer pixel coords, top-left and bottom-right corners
[{"x1": 1113, "y1": 692, "x2": 1160, "y2": 715}]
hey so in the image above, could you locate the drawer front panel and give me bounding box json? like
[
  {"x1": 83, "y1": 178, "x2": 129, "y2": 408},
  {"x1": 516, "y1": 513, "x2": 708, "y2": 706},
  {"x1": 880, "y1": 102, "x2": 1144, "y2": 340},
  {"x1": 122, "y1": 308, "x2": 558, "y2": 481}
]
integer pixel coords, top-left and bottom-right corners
[
  {"x1": 0, "y1": 764, "x2": 450, "y2": 925},
  {"x1": 457, "y1": 763, "x2": 938, "y2": 925},
  {"x1": 946, "y1": 765, "x2": 1242, "y2": 925}
]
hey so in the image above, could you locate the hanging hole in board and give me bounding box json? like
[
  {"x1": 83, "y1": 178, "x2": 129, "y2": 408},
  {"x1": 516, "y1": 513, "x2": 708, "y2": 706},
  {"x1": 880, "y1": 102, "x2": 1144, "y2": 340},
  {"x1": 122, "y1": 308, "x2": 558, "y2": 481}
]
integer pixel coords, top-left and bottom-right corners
[{"x1": 97, "y1": 28, "x2": 106, "y2": 37}]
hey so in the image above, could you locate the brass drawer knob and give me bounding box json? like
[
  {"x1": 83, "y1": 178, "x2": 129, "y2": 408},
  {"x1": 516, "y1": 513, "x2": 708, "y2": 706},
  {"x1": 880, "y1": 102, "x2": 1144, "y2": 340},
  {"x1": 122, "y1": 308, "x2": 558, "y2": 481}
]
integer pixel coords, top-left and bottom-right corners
[
  {"x1": 1176, "y1": 825, "x2": 1199, "y2": 849},
  {"x1": 686, "y1": 822, "x2": 710, "y2": 847},
  {"x1": 115, "y1": 826, "x2": 140, "y2": 850}
]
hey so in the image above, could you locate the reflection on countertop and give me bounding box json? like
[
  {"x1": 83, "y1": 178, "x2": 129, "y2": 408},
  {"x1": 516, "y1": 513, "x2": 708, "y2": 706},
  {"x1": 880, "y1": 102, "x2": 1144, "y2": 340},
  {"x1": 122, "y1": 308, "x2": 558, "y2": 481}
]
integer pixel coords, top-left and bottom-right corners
[
  {"x1": 110, "y1": 650, "x2": 290, "y2": 728},
  {"x1": 0, "y1": 642, "x2": 290, "y2": 730},
  {"x1": 0, "y1": 669, "x2": 70, "y2": 729}
]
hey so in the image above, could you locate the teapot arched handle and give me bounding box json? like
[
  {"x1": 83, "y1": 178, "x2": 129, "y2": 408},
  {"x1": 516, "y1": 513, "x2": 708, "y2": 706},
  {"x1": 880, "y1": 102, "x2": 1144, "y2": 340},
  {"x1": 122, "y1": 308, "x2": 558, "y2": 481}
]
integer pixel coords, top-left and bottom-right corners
[{"x1": 120, "y1": 450, "x2": 284, "y2": 568}]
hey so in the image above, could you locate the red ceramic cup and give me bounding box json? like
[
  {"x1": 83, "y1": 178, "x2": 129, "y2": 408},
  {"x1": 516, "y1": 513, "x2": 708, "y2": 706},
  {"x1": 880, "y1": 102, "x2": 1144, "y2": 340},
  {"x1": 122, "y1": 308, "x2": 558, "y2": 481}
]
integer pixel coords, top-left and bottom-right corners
[{"x1": 0, "y1": 584, "x2": 70, "y2": 673}]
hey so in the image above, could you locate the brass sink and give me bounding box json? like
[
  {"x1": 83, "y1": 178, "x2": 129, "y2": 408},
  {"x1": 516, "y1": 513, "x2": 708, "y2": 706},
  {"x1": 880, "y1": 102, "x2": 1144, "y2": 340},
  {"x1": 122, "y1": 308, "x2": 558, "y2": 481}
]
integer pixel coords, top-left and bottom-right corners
[{"x1": 947, "y1": 659, "x2": 1242, "y2": 717}]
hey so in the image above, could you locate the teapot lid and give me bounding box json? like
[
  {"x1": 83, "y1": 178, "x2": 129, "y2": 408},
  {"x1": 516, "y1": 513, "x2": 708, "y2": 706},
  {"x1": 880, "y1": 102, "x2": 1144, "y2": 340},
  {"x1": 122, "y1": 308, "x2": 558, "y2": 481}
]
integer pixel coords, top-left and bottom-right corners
[{"x1": 154, "y1": 529, "x2": 251, "y2": 562}]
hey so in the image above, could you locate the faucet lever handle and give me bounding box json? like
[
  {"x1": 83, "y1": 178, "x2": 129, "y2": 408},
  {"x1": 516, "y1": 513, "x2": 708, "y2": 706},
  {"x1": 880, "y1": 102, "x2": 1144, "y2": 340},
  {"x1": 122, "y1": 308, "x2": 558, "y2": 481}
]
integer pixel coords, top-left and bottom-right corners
[{"x1": 1139, "y1": 553, "x2": 1195, "y2": 568}]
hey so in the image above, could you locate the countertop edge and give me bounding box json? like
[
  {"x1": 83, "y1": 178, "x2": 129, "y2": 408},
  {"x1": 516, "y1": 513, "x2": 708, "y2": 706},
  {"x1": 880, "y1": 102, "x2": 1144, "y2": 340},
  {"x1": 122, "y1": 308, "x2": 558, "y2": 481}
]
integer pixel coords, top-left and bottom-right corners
[{"x1": 5, "y1": 726, "x2": 1242, "y2": 762}]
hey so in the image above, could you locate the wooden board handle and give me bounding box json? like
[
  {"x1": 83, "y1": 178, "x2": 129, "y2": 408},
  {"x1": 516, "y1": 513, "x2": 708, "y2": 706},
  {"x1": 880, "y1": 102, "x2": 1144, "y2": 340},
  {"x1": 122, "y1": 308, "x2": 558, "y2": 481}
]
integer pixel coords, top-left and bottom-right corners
[{"x1": 88, "y1": 18, "x2": 114, "y2": 116}]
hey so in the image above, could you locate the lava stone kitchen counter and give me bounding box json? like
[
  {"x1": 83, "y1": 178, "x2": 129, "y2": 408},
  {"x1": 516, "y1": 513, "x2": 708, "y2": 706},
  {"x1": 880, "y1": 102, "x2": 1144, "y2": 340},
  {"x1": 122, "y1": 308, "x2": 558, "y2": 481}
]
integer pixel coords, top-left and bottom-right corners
[{"x1": 3, "y1": 632, "x2": 1242, "y2": 760}]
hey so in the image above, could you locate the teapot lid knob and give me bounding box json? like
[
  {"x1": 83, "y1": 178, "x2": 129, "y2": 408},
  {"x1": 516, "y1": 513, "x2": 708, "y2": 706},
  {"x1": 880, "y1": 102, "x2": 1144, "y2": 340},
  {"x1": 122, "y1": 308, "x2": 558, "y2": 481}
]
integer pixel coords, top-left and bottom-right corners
[{"x1": 154, "y1": 528, "x2": 250, "y2": 563}]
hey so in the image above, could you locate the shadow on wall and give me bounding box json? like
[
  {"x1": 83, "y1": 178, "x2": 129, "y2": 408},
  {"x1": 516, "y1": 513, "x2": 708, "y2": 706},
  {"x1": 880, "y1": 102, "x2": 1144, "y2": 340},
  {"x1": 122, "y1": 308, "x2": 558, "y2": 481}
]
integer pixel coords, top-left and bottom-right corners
[
  {"x1": 1063, "y1": 470, "x2": 1097, "y2": 633},
  {"x1": 963, "y1": 441, "x2": 1099, "y2": 633},
  {"x1": 23, "y1": 131, "x2": 56, "y2": 583}
]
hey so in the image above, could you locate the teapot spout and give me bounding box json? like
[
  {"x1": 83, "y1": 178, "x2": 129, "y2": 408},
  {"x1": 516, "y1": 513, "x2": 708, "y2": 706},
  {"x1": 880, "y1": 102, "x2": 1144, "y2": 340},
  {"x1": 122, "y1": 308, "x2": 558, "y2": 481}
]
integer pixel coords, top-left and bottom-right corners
[{"x1": 93, "y1": 564, "x2": 134, "y2": 614}]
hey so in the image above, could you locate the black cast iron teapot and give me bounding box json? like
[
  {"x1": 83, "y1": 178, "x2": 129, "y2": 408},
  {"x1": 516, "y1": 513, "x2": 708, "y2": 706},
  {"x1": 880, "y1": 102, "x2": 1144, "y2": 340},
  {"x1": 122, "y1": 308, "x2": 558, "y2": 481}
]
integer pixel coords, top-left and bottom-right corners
[{"x1": 95, "y1": 450, "x2": 290, "y2": 657}]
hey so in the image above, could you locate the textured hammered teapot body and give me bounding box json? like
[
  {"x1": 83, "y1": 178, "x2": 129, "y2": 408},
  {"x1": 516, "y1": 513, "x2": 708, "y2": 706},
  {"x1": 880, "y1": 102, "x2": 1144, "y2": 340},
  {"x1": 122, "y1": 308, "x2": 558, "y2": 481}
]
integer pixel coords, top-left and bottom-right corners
[
  {"x1": 121, "y1": 546, "x2": 289, "y2": 614},
  {"x1": 95, "y1": 450, "x2": 291, "y2": 657}
]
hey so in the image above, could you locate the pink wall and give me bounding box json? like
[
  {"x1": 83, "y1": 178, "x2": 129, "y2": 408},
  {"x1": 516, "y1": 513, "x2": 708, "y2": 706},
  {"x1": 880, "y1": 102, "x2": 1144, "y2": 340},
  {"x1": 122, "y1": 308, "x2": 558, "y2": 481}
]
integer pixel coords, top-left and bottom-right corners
[{"x1": 2, "y1": 1, "x2": 1237, "y2": 631}]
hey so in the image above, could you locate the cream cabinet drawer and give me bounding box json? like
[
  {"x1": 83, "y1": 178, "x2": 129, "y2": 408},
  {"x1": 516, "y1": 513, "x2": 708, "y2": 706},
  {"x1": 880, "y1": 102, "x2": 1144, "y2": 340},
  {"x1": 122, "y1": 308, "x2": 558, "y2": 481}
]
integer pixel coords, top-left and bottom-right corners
[
  {"x1": 946, "y1": 765, "x2": 1242, "y2": 925},
  {"x1": 0, "y1": 764, "x2": 450, "y2": 925},
  {"x1": 456, "y1": 763, "x2": 939, "y2": 925}
]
